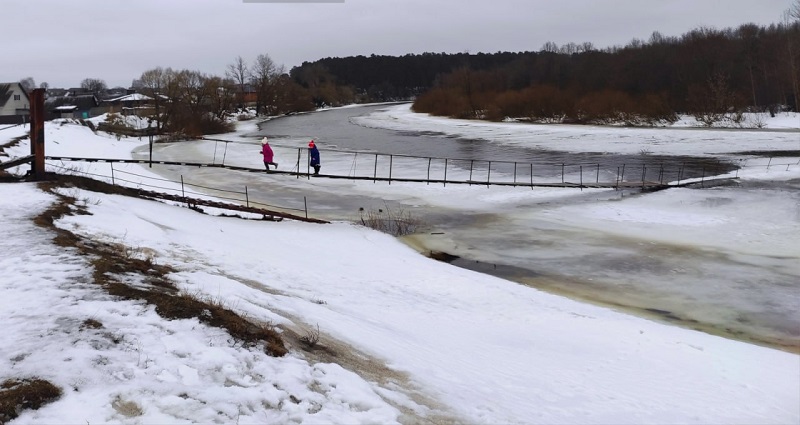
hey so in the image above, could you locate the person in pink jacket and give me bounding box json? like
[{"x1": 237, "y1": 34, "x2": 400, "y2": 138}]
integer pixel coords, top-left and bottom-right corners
[{"x1": 260, "y1": 137, "x2": 278, "y2": 172}]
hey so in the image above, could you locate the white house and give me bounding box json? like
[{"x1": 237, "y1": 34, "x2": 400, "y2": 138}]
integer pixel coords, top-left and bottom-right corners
[{"x1": 0, "y1": 82, "x2": 30, "y2": 117}]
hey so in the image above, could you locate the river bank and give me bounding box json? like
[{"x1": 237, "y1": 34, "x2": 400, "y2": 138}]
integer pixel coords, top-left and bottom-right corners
[
  {"x1": 402, "y1": 231, "x2": 800, "y2": 354},
  {"x1": 3, "y1": 113, "x2": 798, "y2": 423},
  {"x1": 123, "y1": 103, "x2": 800, "y2": 353},
  {"x1": 348, "y1": 104, "x2": 800, "y2": 352}
]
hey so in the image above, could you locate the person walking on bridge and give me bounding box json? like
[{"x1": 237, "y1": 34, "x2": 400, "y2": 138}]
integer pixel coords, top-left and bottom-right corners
[
  {"x1": 308, "y1": 140, "x2": 321, "y2": 176},
  {"x1": 260, "y1": 137, "x2": 278, "y2": 172}
]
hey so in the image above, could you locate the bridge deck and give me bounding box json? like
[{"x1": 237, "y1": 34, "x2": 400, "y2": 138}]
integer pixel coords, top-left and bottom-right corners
[{"x1": 45, "y1": 156, "x2": 677, "y2": 190}]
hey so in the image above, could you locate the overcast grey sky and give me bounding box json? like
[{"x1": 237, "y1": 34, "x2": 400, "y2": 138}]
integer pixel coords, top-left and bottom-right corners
[{"x1": 4, "y1": 0, "x2": 794, "y2": 88}]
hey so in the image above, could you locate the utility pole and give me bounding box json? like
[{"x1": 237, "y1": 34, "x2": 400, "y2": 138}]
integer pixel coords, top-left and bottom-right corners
[{"x1": 29, "y1": 88, "x2": 45, "y2": 179}]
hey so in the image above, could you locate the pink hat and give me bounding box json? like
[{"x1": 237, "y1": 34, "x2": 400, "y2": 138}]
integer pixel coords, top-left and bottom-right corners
[{"x1": 308, "y1": 141, "x2": 315, "y2": 147}]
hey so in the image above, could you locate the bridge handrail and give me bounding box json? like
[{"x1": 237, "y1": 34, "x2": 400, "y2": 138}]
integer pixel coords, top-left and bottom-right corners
[
  {"x1": 199, "y1": 136, "x2": 611, "y2": 168},
  {"x1": 45, "y1": 160, "x2": 308, "y2": 214}
]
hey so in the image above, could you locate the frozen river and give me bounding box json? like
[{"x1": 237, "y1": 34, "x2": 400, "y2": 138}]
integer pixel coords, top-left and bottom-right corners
[{"x1": 136, "y1": 104, "x2": 800, "y2": 352}]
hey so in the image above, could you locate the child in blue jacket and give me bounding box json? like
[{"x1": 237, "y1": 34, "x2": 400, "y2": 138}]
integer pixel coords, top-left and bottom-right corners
[{"x1": 308, "y1": 140, "x2": 321, "y2": 175}]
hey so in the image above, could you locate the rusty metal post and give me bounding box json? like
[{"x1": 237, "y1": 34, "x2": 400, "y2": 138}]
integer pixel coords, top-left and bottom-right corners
[
  {"x1": 513, "y1": 162, "x2": 517, "y2": 185},
  {"x1": 296, "y1": 148, "x2": 301, "y2": 179},
  {"x1": 427, "y1": 157, "x2": 431, "y2": 185},
  {"x1": 373, "y1": 154, "x2": 378, "y2": 183},
  {"x1": 469, "y1": 160, "x2": 474, "y2": 185},
  {"x1": 30, "y1": 88, "x2": 45, "y2": 179}
]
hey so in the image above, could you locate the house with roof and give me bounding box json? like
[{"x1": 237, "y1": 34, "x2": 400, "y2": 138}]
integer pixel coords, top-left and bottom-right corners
[
  {"x1": 45, "y1": 93, "x2": 100, "y2": 119},
  {"x1": 103, "y1": 93, "x2": 153, "y2": 107},
  {"x1": 45, "y1": 88, "x2": 68, "y2": 99},
  {"x1": 0, "y1": 82, "x2": 30, "y2": 124},
  {"x1": 101, "y1": 93, "x2": 156, "y2": 117},
  {"x1": 100, "y1": 87, "x2": 132, "y2": 100},
  {"x1": 53, "y1": 105, "x2": 79, "y2": 118},
  {"x1": 242, "y1": 83, "x2": 257, "y2": 105},
  {"x1": 66, "y1": 87, "x2": 92, "y2": 97}
]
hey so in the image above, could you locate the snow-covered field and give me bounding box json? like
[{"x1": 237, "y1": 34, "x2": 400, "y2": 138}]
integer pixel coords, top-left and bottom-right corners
[
  {"x1": 1, "y1": 113, "x2": 799, "y2": 424},
  {"x1": 352, "y1": 104, "x2": 800, "y2": 156}
]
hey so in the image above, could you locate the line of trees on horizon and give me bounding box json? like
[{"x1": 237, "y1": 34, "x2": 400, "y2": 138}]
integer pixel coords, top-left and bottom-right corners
[
  {"x1": 11, "y1": 2, "x2": 800, "y2": 134},
  {"x1": 292, "y1": 4, "x2": 800, "y2": 127},
  {"x1": 410, "y1": 19, "x2": 800, "y2": 126}
]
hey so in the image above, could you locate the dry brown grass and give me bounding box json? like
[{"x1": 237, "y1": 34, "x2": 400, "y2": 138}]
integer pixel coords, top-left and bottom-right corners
[
  {"x1": 0, "y1": 379, "x2": 62, "y2": 423},
  {"x1": 41, "y1": 174, "x2": 145, "y2": 198},
  {"x1": 29, "y1": 176, "x2": 288, "y2": 358},
  {"x1": 357, "y1": 204, "x2": 422, "y2": 236},
  {"x1": 104, "y1": 282, "x2": 286, "y2": 357},
  {"x1": 299, "y1": 324, "x2": 321, "y2": 349},
  {"x1": 80, "y1": 318, "x2": 104, "y2": 330}
]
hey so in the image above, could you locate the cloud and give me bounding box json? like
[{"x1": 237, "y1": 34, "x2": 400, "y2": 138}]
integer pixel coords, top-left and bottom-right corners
[{"x1": 2, "y1": 0, "x2": 792, "y2": 88}]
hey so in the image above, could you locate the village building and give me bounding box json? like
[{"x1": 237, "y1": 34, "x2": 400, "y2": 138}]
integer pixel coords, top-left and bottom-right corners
[{"x1": 0, "y1": 82, "x2": 30, "y2": 124}]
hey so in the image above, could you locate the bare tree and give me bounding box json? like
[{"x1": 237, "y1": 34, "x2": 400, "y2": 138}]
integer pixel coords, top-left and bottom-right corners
[
  {"x1": 626, "y1": 38, "x2": 645, "y2": 49},
  {"x1": 293, "y1": 62, "x2": 335, "y2": 106},
  {"x1": 541, "y1": 41, "x2": 559, "y2": 53},
  {"x1": 559, "y1": 42, "x2": 579, "y2": 55},
  {"x1": 80, "y1": 78, "x2": 108, "y2": 94},
  {"x1": 19, "y1": 77, "x2": 36, "y2": 92},
  {"x1": 207, "y1": 76, "x2": 236, "y2": 120},
  {"x1": 139, "y1": 67, "x2": 169, "y2": 131},
  {"x1": 251, "y1": 53, "x2": 280, "y2": 115},
  {"x1": 737, "y1": 23, "x2": 761, "y2": 109},
  {"x1": 39, "y1": 82, "x2": 49, "y2": 90},
  {"x1": 268, "y1": 74, "x2": 314, "y2": 114},
  {"x1": 690, "y1": 72, "x2": 743, "y2": 126},
  {"x1": 226, "y1": 56, "x2": 250, "y2": 109},
  {"x1": 138, "y1": 67, "x2": 235, "y2": 136},
  {"x1": 783, "y1": 10, "x2": 800, "y2": 112}
]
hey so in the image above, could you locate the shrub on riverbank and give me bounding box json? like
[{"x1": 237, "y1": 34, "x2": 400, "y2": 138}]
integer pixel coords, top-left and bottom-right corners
[
  {"x1": 414, "y1": 85, "x2": 678, "y2": 126},
  {"x1": 358, "y1": 205, "x2": 422, "y2": 236}
]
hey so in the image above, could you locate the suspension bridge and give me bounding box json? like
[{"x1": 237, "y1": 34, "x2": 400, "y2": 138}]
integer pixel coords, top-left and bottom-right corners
[{"x1": 40, "y1": 155, "x2": 692, "y2": 190}]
